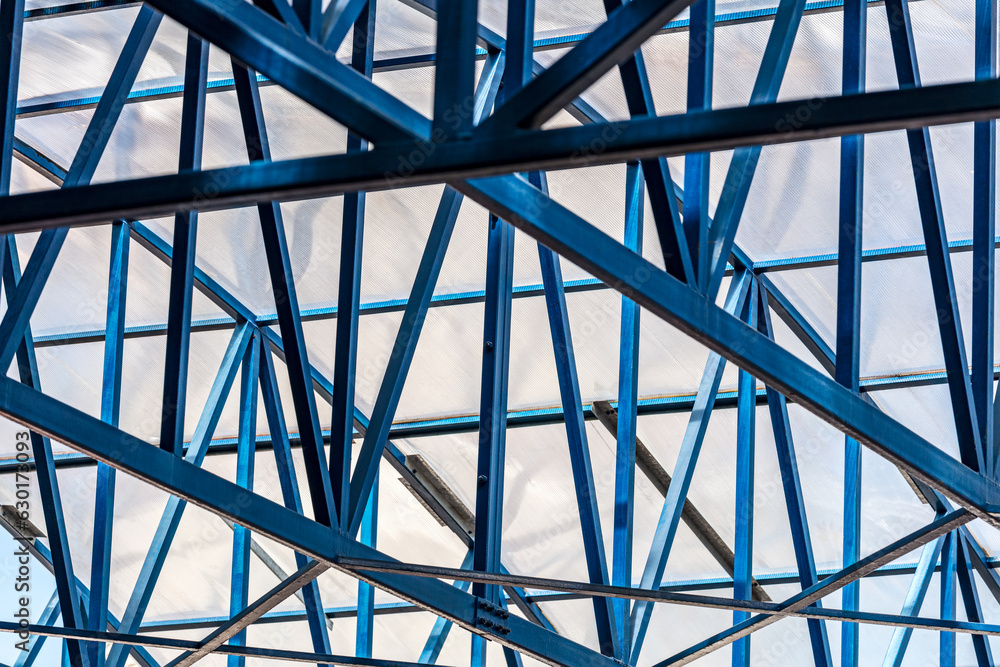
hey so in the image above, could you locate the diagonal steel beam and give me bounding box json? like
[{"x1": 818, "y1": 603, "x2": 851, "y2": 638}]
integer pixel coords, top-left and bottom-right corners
[
  {"x1": 0, "y1": 377, "x2": 621, "y2": 667},
  {"x1": 483, "y1": 0, "x2": 698, "y2": 130},
  {"x1": 165, "y1": 561, "x2": 329, "y2": 667},
  {"x1": 653, "y1": 510, "x2": 973, "y2": 666},
  {"x1": 591, "y1": 400, "x2": 770, "y2": 603}
]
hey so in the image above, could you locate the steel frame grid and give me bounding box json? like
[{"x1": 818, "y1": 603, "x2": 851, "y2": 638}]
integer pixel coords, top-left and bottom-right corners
[{"x1": 1, "y1": 0, "x2": 1000, "y2": 665}]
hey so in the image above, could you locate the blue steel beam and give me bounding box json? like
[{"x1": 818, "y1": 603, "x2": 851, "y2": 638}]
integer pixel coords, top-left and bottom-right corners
[
  {"x1": 881, "y1": 536, "x2": 945, "y2": 667},
  {"x1": 432, "y1": 0, "x2": 477, "y2": 139},
  {"x1": 159, "y1": 34, "x2": 209, "y2": 457},
  {"x1": 331, "y1": 0, "x2": 376, "y2": 530},
  {"x1": 470, "y1": 198, "x2": 514, "y2": 664},
  {"x1": 0, "y1": 377, "x2": 622, "y2": 667},
  {"x1": 973, "y1": 0, "x2": 997, "y2": 475},
  {"x1": 629, "y1": 272, "x2": 751, "y2": 665},
  {"x1": 732, "y1": 279, "x2": 758, "y2": 667},
  {"x1": 347, "y1": 186, "x2": 462, "y2": 536},
  {"x1": 321, "y1": 0, "x2": 369, "y2": 48},
  {"x1": 253, "y1": 0, "x2": 306, "y2": 34},
  {"x1": 0, "y1": 5, "x2": 160, "y2": 377},
  {"x1": 469, "y1": 6, "x2": 520, "y2": 663},
  {"x1": 0, "y1": 0, "x2": 23, "y2": 197},
  {"x1": 345, "y1": 48, "x2": 504, "y2": 537},
  {"x1": 88, "y1": 221, "x2": 129, "y2": 667},
  {"x1": 837, "y1": 0, "x2": 865, "y2": 657},
  {"x1": 258, "y1": 343, "x2": 335, "y2": 661},
  {"x1": 539, "y1": 212, "x2": 619, "y2": 658},
  {"x1": 104, "y1": 323, "x2": 253, "y2": 667},
  {"x1": 941, "y1": 531, "x2": 958, "y2": 666},
  {"x1": 357, "y1": 471, "x2": 378, "y2": 659},
  {"x1": 2, "y1": 240, "x2": 90, "y2": 667},
  {"x1": 957, "y1": 533, "x2": 995, "y2": 666},
  {"x1": 231, "y1": 59, "x2": 337, "y2": 529},
  {"x1": 153, "y1": 0, "x2": 423, "y2": 143},
  {"x1": 228, "y1": 333, "x2": 260, "y2": 667},
  {"x1": 758, "y1": 287, "x2": 833, "y2": 667},
  {"x1": 0, "y1": 516, "x2": 160, "y2": 667},
  {"x1": 704, "y1": 0, "x2": 806, "y2": 298},
  {"x1": 885, "y1": 0, "x2": 984, "y2": 473},
  {"x1": 683, "y1": 0, "x2": 713, "y2": 290},
  {"x1": 293, "y1": 0, "x2": 320, "y2": 38},
  {"x1": 653, "y1": 510, "x2": 972, "y2": 666},
  {"x1": 457, "y1": 174, "x2": 1000, "y2": 521},
  {"x1": 11, "y1": 75, "x2": 1000, "y2": 230},
  {"x1": 612, "y1": 162, "x2": 643, "y2": 657}
]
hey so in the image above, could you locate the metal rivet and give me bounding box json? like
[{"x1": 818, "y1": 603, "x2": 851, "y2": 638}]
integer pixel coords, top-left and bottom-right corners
[
  {"x1": 484, "y1": 341, "x2": 493, "y2": 352},
  {"x1": 478, "y1": 475, "x2": 488, "y2": 487}
]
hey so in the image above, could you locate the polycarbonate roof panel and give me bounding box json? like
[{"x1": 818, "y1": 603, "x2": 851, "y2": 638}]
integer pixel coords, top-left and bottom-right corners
[{"x1": 2, "y1": 0, "x2": 999, "y2": 665}]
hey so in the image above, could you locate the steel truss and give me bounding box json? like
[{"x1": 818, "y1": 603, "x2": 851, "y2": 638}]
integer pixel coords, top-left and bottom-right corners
[{"x1": 1, "y1": 0, "x2": 1000, "y2": 665}]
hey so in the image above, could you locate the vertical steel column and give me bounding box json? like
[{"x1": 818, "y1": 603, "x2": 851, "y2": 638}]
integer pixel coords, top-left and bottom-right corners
[
  {"x1": 940, "y1": 531, "x2": 958, "y2": 667},
  {"x1": 346, "y1": 50, "x2": 504, "y2": 537},
  {"x1": 356, "y1": 470, "x2": 378, "y2": 658},
  {"x1": 732, "y1": 279, "x2": 758, "y2": 667},
  {"x1": 231, "y1": 61, "x2": 337, "y2": 529},
  {"x1": 228, "y1": 333, "x2": 260, "y2": 667},
  {"x1": 88, "y1": 221, "x2": 130, "y2": 667},
  {"x1": 956, "y1": 533, "x2": 994, "y2": 665},
  {"x1": 629, "y1": 273, "x2": 751, "y2": 665},
  {"x1": 293, "y1": 0, "x2": 321, "y2": 38},
  {"x1": 885, "y1": 0, "x2": 984, "y2": 472},
  {"x1": 105, "y1": 323, "x2": 252, "y2": 667},
  {"x1": 683, "y1": 0, "x2": 713, "y2": 290},
  {"x1": 972, "y1": 0, "x2": 997, "y2": 474},
  {"x1": 837, "y1": 0, "x2": 865, "y2": 660},
  {"x1": 331, "y1": 0, "x2": 376, "y2": 530},
  {"x1": 0, "y1": 0, "x2": 24, "y2": 197},
  {"x1": 433, "y1": 0, "x2": 477, "y2": 139},
  {"x1": 612, "y1": 162, "x2": 644, "y2": 658},
  {"x1": 759, "y1": 289, "x2": 833, "y2": 667},
  {"x1": 472, "y1": 208, "x2": 515, "y2": 665},
  {"x1": 259, "y1": 343, "x2": 334, "y2": 663},
  {"x1": 881, "y1": 536, "x2": 945, "y2": 667},
  {"x1": 160, "y1": 34, "x2": 209, "y2": 457},
  {"x1": 2, "y1": 242, "x2": 89, "y2": 667}
]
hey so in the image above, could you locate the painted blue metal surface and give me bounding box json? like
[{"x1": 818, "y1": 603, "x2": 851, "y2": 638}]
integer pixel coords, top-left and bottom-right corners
[
  {"x1": 104, "y1": 323, "x2": 253, "y2": 667},
  {"x1": 758, "y1": 288, "x2": 833, "y2": 667},
  {"x1": 88, "y1": 221, "x2": 129, "y2": 667},
  {"x1": 331, "y1": 0, "x2": 376, "y2": 532},
  {"x1": 612, "y1": 161, "x2": 643, "y2": 658},
  {"x1": 228, "y1": 333, "x2": 260, "y2": 667},
  {"x1": 837, "y1": 0, "x2": 865, "y2": 659},
  {"x1": 159, "y1": 33, "x2": 209, "y2": 458},
  {"x1": 881, "y1": 536, "x2": 945, "y2": 667},
  {"x1": 629, "y1": 273, "x2": 751, "y2": 664},
  {"x1": 732, "y1": 279, "x2": 758, "y2": 667},
  {"x1": 885, "y1": 0, "x2": 984, "y2": 473}
]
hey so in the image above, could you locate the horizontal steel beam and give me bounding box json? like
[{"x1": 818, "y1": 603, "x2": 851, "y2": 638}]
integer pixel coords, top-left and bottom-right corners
[{"x1": 2, "y1": 77, "x2": 1000, "y2": 234}]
